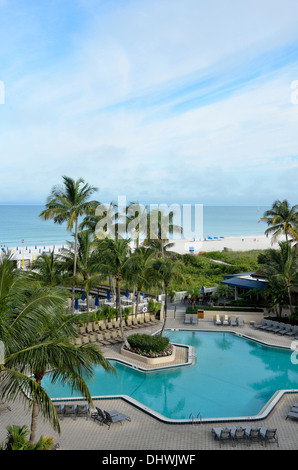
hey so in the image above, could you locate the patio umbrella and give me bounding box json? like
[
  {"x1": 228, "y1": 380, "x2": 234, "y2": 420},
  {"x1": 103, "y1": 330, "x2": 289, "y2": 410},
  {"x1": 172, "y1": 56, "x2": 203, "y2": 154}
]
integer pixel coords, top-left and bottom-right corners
[
  {"x1": 95, "y1": 295, "x2": 99, "y2": 307},
  {"x1": 107, "y1": 290, "x2": 111, "y2": 300},
  {"x1": 81, "y1": 292, "x2": 86, "y2": 301},
  {"x1": 125, "y1": 288, "x2": 129, "y2": 298},
  {"x1": 142, "y1": 292, "x2": 145, "y2": 300},
  {"x1": 201, "y1": 286, "x2": 205, "y2": 295},
  {"x1": 74, "y1": 298, "x2": 79, "y2": 310}
]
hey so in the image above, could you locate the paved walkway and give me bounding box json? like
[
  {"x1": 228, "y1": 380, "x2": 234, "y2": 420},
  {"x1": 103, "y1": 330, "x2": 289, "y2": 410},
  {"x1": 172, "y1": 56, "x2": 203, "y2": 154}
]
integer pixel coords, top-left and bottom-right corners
[{"x1": 1, "y1": 315, "x2": 298, "y2": 451}]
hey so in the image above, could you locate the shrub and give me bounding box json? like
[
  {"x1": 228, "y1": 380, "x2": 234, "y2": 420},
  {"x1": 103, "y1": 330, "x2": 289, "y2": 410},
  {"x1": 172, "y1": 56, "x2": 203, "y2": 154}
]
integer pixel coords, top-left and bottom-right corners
[{"x1": 126, "y1": 333, "x2": 172, "y2": 358}]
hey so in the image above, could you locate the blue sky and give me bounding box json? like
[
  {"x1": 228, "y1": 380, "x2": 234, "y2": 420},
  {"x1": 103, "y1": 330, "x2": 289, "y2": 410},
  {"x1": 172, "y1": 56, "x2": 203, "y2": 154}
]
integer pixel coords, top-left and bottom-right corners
[{"x1": 0, "y1": 0, "x2": 298, "y2": 206}]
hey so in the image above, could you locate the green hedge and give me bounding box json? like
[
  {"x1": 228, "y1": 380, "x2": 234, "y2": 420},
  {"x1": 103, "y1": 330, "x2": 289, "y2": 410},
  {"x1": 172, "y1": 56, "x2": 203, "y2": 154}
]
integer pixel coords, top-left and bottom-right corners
[{"x1": 127, "y1": 333, "x2": 171, "y2": 354}]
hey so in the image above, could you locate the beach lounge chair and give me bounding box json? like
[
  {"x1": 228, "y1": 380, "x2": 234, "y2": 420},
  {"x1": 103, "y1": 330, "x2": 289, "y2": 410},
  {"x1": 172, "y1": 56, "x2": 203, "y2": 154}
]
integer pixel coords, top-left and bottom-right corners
[
  {"x1": 279, "y1": 324, "x2": 292, "y2": 335},
  {"x1": 110, "y1": 330, "x2": 123, "y2": 342},
  {"x1": 254, "y1": 319, "x2": 266, "y2": 329},
  {"x1": 237, "y1": 316, "x2": 244, "y2": 326},
  {"x1": 184, "y1": 314, "x2": 191, "y2": 324},
  {"x1": 92, "y1": 321, "x2": 101, "y2": 333},
  {"x1": 81, "y1": 336, "x2": 90, "y2": 344},
  {"x1": 273, "y1": 322, "x2": 285, "y2": 334},
  {"x1": 286, "y1": 404, "x2": 298, "y2": 420},
  {"x1": 260, "y1": 319, "x2": 272, "y2": 330},
  {"x1": 286, "y1": 325, "x2": 298, "y2": 336},
  {"x1": 230, "y1": 315, "x2": 237, "y2": 326},
  {"x1": 214, "y1": 314, "x2": 222, "y2": 325},
  {"x1": 244, "y1": 427, "x2": 261, "y2": 445},
  {"x1": 103, "y1": 410, "x2": 131, "y2": 430},
  {"x1": 104, "y1": 331, "x2": 117, "y2": 344},
  {"x1": 211, "y1": 427, "x2": 231, "y2": 447},
  {"x1": 74, "y1": 337, "x2": 82, "y2": 345},
  {"x1": 76, "y1": 404, "x2": 90, "y2": 419},
  {"x1": 79, "y1": 325, "x2": 87, "y2": 336},
  {"x1": 138, "y1": 315, "x2": 145, "y2": 326},
  {"x1": 86, "y1": 323, "x2": 93, "y2": 334},
  {"x1": 259, "y1": 427, "x2": 278, "y2": 447},
  {"x1": 222, "y1": 315, "x2": 229, "y2": 325},
  {"x1": 64, "y1": 404, "x2": 77, "y2": 419},
  {"x1": 95, "y1": 333, "x2": 110, "y2": 346},
  {"x1": 265, "y1": 321, "x2": 278, "y2": 332},
  {"x1": 98, "y1": 320, "x2": 106, "y2": 331},
  {"x1": 191, "y1": 313, "x2": 198, "y2": 324},
  {"x1": 230, "y1": 427, "x2": 245, "y2": 446},
  {"x1": 54, "y1": 404, "x2": 65, "y2": 419},
  {"x1": 112, "y1": 318, "x2": 120, "y2": 329}
]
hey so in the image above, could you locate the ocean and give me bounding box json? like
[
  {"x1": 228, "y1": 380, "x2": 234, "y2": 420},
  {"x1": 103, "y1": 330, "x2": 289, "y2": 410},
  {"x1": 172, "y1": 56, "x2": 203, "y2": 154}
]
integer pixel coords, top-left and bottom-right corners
[{"x1": 0, "y1": 204, "x2": 269, "y2": 247}]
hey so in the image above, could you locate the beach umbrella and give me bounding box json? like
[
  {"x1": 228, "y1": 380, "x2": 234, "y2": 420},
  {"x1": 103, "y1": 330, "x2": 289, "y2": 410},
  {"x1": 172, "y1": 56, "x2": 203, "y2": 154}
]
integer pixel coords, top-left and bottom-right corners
[
  {"x1": 81, "y1": 292, "x2": 86, "y2": 301},
  {"x1": 95, "y1": 295, "x2": 99, "y2": 307},
  {"x1": 125, "y1": 288, "x2": 129, "y2": 298},
  {"x1": 142, "y1": 292, "x2": 145, "y2": 300},
  {"x1": 107, "y1": 290, "x2": 111, "y2": 300},
  {"x1": 201, "y1": 286, "x2": 205, "y2": 295},
  {"x1": 74, "y1": 298, "x2": 79, "y2": 310}
]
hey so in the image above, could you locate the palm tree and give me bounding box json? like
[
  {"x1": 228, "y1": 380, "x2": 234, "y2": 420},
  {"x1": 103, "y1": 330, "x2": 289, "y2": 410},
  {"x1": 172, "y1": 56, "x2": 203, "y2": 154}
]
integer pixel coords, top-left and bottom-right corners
[
  {"x1": 95, "y1": 239, "x2": 132, "y2": 339},
  {"x1": 259, "y1": 200, "x2": 298, "y2": 243},
  {"x1": 0, "y1": 253, "x2": 114, "y2": 443},
  {"x1": 258, "y1": 241, "x2": 298, "y2": 315},
  {"x1": 145, "y1": 208, "x2": 183, "y2": 258},
  {"x1": 150, "y1": 258, "x2": 185, "y2": 336},
  {"x1": 62, "y1": 230, "x2": 104, "y2": 311},
  {"x1": 30, "y1": 250, "x2": 66, "y2": 287},
  {"x1": 216, "y1": 284, "x2": 234, "y2": 306},
  {"x1": 126, "y1": 201, "x2": 149, "y2": 249},
  {"x1": 39, "y1": 176, "x2": 98, "y2": 312}
]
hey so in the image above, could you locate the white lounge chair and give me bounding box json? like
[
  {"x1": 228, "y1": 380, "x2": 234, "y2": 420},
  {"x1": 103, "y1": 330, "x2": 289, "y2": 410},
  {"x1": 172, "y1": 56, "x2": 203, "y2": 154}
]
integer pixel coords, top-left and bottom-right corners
[
  {"x1": 230, "y1": 315, "x2": 237, "y2": 326},
  {"x1": 214, "y1": 314, "x2": 222, "y2": 325},
  {"x1": 222, "y1": 315, "x2": 229, "y2": 325},
  {"x1": 237, "y1": 316, "x2": 244, "y2": 326}
]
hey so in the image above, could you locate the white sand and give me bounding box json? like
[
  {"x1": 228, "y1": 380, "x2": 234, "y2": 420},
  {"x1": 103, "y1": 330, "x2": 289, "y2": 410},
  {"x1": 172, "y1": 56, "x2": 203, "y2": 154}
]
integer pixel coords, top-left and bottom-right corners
[
  {"x1": 1, "y1": 234, "x2": 286, "y2": 262},
  {"x1": 167, "y1": 234, "x2": 286, "y2": 255}
]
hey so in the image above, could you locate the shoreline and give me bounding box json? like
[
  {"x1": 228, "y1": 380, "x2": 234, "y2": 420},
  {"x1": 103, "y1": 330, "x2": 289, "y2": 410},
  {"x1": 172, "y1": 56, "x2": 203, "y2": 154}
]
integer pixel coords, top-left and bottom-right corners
[{"x1": 0, "y1": 234, "x2": 285, "y2": 262}]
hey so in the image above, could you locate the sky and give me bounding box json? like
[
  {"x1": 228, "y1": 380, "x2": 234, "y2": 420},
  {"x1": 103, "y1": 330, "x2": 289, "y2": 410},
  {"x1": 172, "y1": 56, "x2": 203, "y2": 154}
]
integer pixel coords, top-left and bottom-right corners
[{"x1": 0, "y1": 0, "x2": 298, "y2": 206}]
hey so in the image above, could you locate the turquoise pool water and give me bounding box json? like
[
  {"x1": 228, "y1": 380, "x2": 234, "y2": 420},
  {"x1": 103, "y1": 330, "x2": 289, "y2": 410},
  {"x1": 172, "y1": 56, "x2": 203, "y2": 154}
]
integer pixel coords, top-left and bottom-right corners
[{"x1": 42, "y1": 331, "x2": 298, "y2": 420}]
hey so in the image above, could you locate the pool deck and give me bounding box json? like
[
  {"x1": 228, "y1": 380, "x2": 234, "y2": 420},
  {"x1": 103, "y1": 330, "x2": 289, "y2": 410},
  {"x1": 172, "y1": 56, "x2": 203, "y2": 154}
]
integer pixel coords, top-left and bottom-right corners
[{"x1": 1, "y1": 314, "x2": 298, "y2": 451}]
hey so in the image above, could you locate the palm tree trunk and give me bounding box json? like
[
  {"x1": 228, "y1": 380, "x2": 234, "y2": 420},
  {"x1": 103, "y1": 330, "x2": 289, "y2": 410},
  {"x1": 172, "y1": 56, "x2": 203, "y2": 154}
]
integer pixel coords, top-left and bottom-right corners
[
  {"x1": 71, "y1": 216, "x2": 79, "y2": 314},
  {"x1": 117, "y1": 279, "x2": 124, "y2": 339},
  {"x1": 160, "y1": 282, "x2": 168, "y2": 336},
  {"x1": 30, "y1": 376, "x2": 42, "y2": 443},
  {"x1": 287, "y1": 283, "x2": 294, "y2": 315}
]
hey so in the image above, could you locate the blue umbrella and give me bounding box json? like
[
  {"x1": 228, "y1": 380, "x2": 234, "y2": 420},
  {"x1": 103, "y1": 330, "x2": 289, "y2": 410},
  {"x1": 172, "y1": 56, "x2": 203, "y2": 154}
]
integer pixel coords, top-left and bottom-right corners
[
  {"x1": 95, "y1": 295, "x2": 99, "y2": 307},
  {"x1": 202, "y1": 286, "x2": 205, "y2": 295},
  {"x1": 107, "y1": 290, "x2": 111, "y2": 300},
  {"x1": 81, "y1": 292, "x2": 86, "y2": 301},
  {"x1": 125, "y1": 288, "x2": 129, "y2": 298},
  {"x1": 74, "y1": 298, "x2": 79, "y2": 310},
  {"x1": 143, "y1": 292, "x2": 145, "y2": 300}
]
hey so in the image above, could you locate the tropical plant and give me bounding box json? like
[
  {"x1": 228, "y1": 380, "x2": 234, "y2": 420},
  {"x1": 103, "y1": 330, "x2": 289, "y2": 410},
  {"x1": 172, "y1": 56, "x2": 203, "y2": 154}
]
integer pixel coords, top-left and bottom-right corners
[
  {"x1": 94, "y1": 239, "x2": 132, "y2": 339},
  {"x1": 39, "y1": 176, "x2": 98, "y2": 312},
  {"x1": 30, "y1": 250, "x2": 66, "y2": 286},
  {"x1": 144, "y1": 208, "x2": 182, "y2": 258},
  {"x1": 258, "y1": 241, "x2": 298, "y2": 315},
  {"x1": 216, "y1": 284, "x2": 234, "y2": 306},
  {"x1": 0, "y1": 254, "x2": 114, "y2": 443},
  {"x1": 150, "y1": 258, "x2": 185, "y2": 335},
  {"x1": 259, "y1": 199, "x2": 298, "y2": 243},
  {"x1": 0, "y1": 424, "x2": 55, "y2": 450}
]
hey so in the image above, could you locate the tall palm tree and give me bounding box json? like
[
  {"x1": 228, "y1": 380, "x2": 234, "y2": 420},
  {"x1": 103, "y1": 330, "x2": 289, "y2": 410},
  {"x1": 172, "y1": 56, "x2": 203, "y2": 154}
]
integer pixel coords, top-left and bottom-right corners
[
  {"x1": 95, "y1": 239, "x2": 132, "y2": 339},
  {"x1": 259, "y1": 200, "x2": 298, "y2": 243},
  {"x1": 258, "y1": 241, "x2": 298, "y2": 315},
  {"x1": 150, "y1": 258, "x2": 185, "y2": 336},
  {"x1": 126, "y1": 201, "x2": 149, "y2": 249},
  {"x1": 62, "y1": 230, "x2": 104, "y2": 311},
  {"x1": 39, "y1": 176, "x2": 98, "y2": 312},
  {"x1": 144, "y1": 208, "x2": 183, "y2": 258}
]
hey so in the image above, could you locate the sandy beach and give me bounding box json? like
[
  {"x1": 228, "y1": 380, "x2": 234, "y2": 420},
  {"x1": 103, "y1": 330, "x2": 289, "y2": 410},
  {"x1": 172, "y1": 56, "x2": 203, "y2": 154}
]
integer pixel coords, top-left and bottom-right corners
[
  {"x1": 1, "y1": 234, "x2": 285, "y2": 265},
  {"x1": 168, "y1": 234, "x2": 286, "y2": 255}
]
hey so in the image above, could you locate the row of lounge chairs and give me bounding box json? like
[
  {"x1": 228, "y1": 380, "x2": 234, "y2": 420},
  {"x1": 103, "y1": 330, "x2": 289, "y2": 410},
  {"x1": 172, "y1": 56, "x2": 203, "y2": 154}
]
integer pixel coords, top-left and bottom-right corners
[
  {"x1": 75, "y1": 314, "x2": 159, "y2": 346},
  {"x1": 213, "y1": 314, "x2": 244, "y2": 326},
  {"x1": 91, "y1": 406, "x2": 131, "y2": 430},
  {"x1": 212, "y1": 426, "x2": 278, "y2": 447},
  {"x1": 184, "y1": 313, "x2": 198, "y2": 324},
  {"x1": 254, "y1": 319, "x2": 298, "y2": 337},
  {"x1": 54, "y1": 403, "x2": 131, "y2": 430},
  {"x1": 54, "y1": 403, "x2": 90, "y2": 420},
  {"x1": 286, "y1": 402, "x2": 298, "y2": 420}
]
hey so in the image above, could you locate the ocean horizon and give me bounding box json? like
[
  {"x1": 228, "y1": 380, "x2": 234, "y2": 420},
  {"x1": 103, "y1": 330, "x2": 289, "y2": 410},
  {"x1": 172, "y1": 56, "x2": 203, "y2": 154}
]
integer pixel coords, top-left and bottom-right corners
[{"x1": 0, "y1": 204, "x2": 270, "y2": 247}]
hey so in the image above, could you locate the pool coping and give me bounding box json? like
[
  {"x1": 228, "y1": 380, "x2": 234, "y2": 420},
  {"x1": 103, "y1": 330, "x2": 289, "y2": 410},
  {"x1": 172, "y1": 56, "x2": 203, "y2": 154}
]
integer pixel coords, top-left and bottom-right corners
[{"x1": 52, "y1": 328, "x2": 298, "y2": 425}]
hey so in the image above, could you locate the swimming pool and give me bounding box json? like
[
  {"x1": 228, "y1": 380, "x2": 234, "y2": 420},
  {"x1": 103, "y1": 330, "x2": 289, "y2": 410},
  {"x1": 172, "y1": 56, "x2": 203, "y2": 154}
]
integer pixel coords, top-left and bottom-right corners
[{"x1": 42, "y1": 330, "x2": 298, "y2": 421}]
